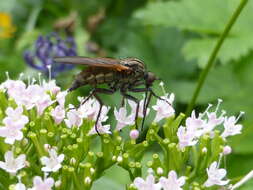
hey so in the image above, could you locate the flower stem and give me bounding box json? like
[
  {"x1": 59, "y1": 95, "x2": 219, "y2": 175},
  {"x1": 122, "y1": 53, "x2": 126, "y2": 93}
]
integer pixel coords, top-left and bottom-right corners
[{"x1": 185, "y1": 0, "x2": 248, "y2": 116}]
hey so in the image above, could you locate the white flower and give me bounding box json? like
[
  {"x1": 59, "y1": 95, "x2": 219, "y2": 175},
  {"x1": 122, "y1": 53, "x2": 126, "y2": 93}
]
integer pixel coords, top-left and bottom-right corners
[
  {"x1": 0, "y1": 125, "x2": 23, "y2": 144},
  {"x1": 129, "y1": 129, "x2": 139, "y2": 140},
  {"x1": 78, "y1": 98, "x2": 110, "y2": 123},
  {"x1": 78, "y1": 98, "x2": 97, "y2": 119},
  {"x1": 205, "y1": 111, "x2": 224, "y2": 132},
  {"x1": 3, "y1": 106, "x2": 28, "y2": 129},
  {"x1": 51, "y1": 105, "x2": 65, "y2": 124},
  {"x1": 0, "y1": 151, "x2": 26, "y2": 174},
  {"x1": 133, "y1": 173, "x2": 161, "y2": 190},
  {"x1": 88, "y1": 122, "x2": 111, "y2": 135},
  {"x1": 223, "y1": 145, "x2": 232, "y2": 155},
  {"x1": 114, "y1": 107, "x2": 135, "y2": 131},
  {"x1": 186, "y1": 101, "x2": 225, "y2": 137},
  {"x1": 2, "y1": 80, "x2": 26, "y2": 100},
  {"x1": 64, "y1": 109, "x2": 83, "y2": 128},
  {"x1": 204, "y1": 161, "x2": 229, "y2": 187},
  {"x1": 204, "y1": 99, "x2": 224, "y2": 132},
  {"x1": 128, "y1": 98, "x2": 150, "y2": 118},
  {"x1": 35, "y1": 94, "x2": 54, "y2": 116},
  {"x1": 40, "y1": 148, "x2": 64, "y2": 172},
  {"x1": 29, "y1": 176, "x2": 54, "y2": 190},
  {"x1": 152, "y1": 94, "x2": 175, "y2": 122},
  {"x1": 159, "y1": 170, "x2": 185, "y2": 190},
  {"x1": 56, "y1": 91, "x2": 67, "y2": 107},
  {"x1": 14, "y1": 182, "x2": 26, "y2": 190},
  {"x1": 84, "y1": 177, "x2": 91, "y2": 185},
  {"x1": 90, "y1": 100, "x2": 110, "y2": 122},
  {"x1": 20, "y1": 84, "x2": 45, "y2": 110},
  {"x1": 177, "y1": 126, "x2": 198, "y2": 149},
  {"x1": 43, "y1": 80, "x2": 60, "y2": 95},
  {"x1": 221, "y1": 116, "x2": 243, "y2": 138},
  {"x1": 185, "y1": 110, "x2": 205, "y2": 137}
]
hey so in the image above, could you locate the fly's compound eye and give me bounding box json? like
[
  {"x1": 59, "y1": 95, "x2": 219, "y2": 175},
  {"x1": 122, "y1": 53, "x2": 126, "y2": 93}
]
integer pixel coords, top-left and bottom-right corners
[{"x1": 146, "y1": 72, "x2": 158, "y2": 86}]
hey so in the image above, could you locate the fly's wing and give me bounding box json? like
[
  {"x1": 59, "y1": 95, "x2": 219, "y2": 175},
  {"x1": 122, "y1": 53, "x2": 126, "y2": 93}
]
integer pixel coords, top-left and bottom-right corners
[{"x1": 54, "y1": 56, "x2": 131, "y2": 71}]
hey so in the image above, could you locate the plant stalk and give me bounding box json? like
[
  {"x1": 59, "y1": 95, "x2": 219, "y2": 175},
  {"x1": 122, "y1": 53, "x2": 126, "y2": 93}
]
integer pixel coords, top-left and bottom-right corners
[{"x1": 185, "y1": 0, "x2": 248, "y2": 116}]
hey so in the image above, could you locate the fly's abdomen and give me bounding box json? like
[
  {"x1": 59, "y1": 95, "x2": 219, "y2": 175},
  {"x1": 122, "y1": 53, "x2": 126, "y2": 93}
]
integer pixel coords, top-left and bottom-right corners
[{"x1": 83, "y1": 72, "x2": 115, "y2": 86}]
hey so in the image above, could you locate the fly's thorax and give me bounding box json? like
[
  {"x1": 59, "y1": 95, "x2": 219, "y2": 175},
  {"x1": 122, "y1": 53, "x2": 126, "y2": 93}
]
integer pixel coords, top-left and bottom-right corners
[
  {"x1": 120, "y1": 58, "x2": 145, "y2": 73},
  {"x1": 115, "y1": 70, "x2": 145, "y2": 88}
]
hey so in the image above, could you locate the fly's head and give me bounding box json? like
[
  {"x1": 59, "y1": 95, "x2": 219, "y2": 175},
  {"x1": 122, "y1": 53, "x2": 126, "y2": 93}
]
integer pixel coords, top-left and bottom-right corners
[{"x1": 144, "y1": 71, "x2": 159, "y2": 87}]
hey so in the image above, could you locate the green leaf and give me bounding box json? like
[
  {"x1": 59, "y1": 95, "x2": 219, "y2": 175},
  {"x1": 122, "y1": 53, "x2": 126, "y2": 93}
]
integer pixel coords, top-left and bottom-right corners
[
  {"x1": 91, "y1": 165, "x2": 129, "y2": 190},
  {"x1": 170, "y1": 63, "x2": 240, "y2": 104},
  {"x1": 134, "y1": 0, "x2": 253, "y2": 66},
  {"x1": 183, "y1": 37, "x2": 253, "y2": 67}
]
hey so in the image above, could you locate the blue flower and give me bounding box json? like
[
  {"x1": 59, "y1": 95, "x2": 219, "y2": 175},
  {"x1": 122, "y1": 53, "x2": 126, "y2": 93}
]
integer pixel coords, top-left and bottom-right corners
[{"x1": 24, "y1": 33, "x2": 77, "y2": 77}]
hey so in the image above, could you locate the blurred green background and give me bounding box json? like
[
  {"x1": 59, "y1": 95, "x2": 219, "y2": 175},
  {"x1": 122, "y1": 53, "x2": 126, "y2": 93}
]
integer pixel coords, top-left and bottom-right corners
[{"x1": 1, "y1": 0, "x2": 253, "y2": 189}]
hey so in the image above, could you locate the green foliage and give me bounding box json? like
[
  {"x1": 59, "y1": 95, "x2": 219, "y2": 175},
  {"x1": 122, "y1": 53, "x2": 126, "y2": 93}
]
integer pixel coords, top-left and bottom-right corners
[{"x1": 134, "y1": 0, "x2": 253, "y2": 67}]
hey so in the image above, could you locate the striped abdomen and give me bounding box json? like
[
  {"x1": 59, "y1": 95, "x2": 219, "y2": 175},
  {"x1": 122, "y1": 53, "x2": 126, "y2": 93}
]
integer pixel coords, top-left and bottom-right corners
[{"x1": 81, "y1": 71, "x2": 115, "y2": 85}]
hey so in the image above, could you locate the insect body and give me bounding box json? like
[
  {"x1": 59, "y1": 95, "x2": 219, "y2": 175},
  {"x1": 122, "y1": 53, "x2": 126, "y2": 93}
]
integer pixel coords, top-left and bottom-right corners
[{"x1": 54, "y1": 56, "x2": 168, "y2": 134}]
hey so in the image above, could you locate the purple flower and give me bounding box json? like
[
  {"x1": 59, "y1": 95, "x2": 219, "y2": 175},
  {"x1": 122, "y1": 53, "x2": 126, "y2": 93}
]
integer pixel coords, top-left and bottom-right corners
[{"x1": 23, "y1": 33, "x2": 77, "y2": 77}]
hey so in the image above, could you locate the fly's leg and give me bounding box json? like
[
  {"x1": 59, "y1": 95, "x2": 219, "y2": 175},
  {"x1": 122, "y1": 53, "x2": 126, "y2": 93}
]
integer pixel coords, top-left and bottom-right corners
[
  {"x1": 143, "y1": 91, "x2": 148, "y2": 118},
  {"x1": 80, "y1": 89, "x2": 96, "y2": 106},
  {"x1": 149, "y1": 89, "x2": 171, "y2": 106},
  {"x1": 141, "y1": 91, "x2": 152, "y2": 130},
  {"x1": 129, "y1": 87, "x2": 171, "y2": 130},
  {"x1": 130, "y1": 87, "x2": 171, "y2": 105},
  {"x1": 85, "y1": 88, "x2": 115, "y2": 134},
  {"x1": 93, "y1": 93, "x2": 103, "y2": 135},
  {"x1": 67, "y1": 89, "x2": 96, "y2": 111},
  {"x1": 121, "y1": 97, "x2": 125, "y2": 107},
  {"x1": 127, "y1": 88, "x2": 149, "y2": 130},
  {"x1": 120, "y1": 91, "x2": 140, "y2": 129}
]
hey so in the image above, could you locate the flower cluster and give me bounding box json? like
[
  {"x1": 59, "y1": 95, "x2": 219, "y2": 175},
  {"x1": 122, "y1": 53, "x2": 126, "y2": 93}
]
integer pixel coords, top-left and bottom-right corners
[
  {"x1": 177, "y1": 100, "x2": 244, "y2": 149},
  {"x1": 23, "y1": 33, "x2": 77, "y2": 77},
  {"x1": 0, "y1": 77, "x2": 249, "y2": 190},
  {"x1": 133, "y1": 170, "x2": 185, "y2": 190}
]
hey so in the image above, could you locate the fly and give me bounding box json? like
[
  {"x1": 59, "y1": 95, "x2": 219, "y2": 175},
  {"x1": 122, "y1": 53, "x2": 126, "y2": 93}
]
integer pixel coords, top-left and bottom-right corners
[{"x1": 54, "y1": 56, "x2": 170, "y2": 134}]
